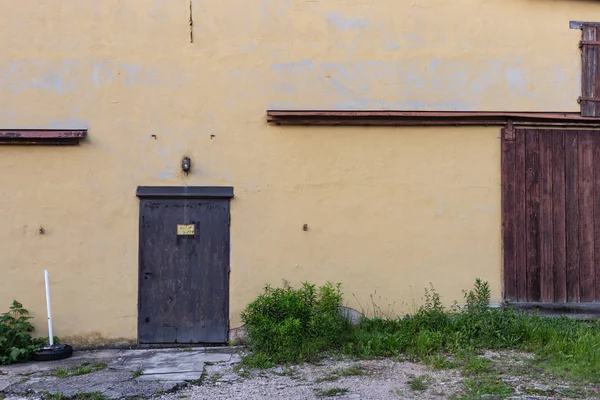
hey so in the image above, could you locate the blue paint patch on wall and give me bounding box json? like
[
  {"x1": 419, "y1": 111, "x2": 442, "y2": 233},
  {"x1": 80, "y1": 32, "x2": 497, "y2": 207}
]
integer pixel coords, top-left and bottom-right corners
[
  {"x1": 402, "y1": 32, "x2": 424, "y2": 46},
  {"x1": 121, "y1": 64, "x2": 142, "y2": 86},
  {"x1": 268, "y1": 57, "x2": 555, "y2": 110},
  {"x1": 0, "y1": 60, "x2": 78, "y2": 94},
  {"x1": 156, "y1": 170, "x2": 177, "y2": 180},
  {"x1": 505, "y1": 66, "x2": 533, "y2": 98},
  {"x1": 48, "y1": 118, "x2": 89, "y2": 129},
  {"x1": 260, "y1": 0, "x2": 292, "y2": 17},
  {"x1": 92, "y1": 59, "x2": 116, "y2": 87},
  {"x1": 321, "y1": 62, "x2": 371, "y2": 94},
  {"x1": 469, "y1": 60, "x2": 502, "y2": 97},
  {"x1": 271, "y1": 59, "x2": 315, "y2": 72},
  {"x1": 0, "y1": 114, "x2": 88, "y2": 129},
  {"x1": 0, "y1": 59, "x2": 188, "y2": 94},
  {"x1": 41, "y1": 59, "x2": 78, "y2": 94},
  {"x1": 241, "y1": 44, "x2": 257, "y2": 53},
  {"x1": 325, "y1": 13, "x2": 369, "y2": 30}
]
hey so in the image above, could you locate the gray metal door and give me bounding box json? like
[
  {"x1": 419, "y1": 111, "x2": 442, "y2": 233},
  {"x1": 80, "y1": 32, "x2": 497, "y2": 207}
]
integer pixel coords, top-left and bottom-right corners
[{"x1": 136, "y1": 186, "x2": 232, "y2": 344}]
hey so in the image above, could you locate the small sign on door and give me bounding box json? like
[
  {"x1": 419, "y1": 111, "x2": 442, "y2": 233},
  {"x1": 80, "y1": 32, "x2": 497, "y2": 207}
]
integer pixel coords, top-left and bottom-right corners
[{"x1": 177, "y1": 224, "x2": 195, "y2": 236}]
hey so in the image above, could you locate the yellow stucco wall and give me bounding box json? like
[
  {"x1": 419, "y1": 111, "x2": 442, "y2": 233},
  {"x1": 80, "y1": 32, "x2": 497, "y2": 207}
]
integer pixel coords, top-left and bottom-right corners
[{"x1": 0, "y1": 0, "x2": 598, "y2": 345}]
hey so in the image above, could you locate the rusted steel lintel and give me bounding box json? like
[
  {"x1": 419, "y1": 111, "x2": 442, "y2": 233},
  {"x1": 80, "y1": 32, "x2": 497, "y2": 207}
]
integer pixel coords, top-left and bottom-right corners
[
  {"x1": 0, "y1": 139, "x2": 81, "y2": 145},
  {"x1": 269, "y1": 118, "x2": 507, "y2": 126},
  {"x1": 267, "y1": 111, "x2": 600, "y2": 127},
  {"x1": 571, "y1": 21, "x2": 600, "y2": 30},
  {"x1": 269, "y1": 119, "x2": 600, "y2": 128},
  {"x1": 0, "y1": 130, "x2": 87, "y2": 139},
  {"x1": 267, "y1": 110, "x2": 590, "y2": 119}
]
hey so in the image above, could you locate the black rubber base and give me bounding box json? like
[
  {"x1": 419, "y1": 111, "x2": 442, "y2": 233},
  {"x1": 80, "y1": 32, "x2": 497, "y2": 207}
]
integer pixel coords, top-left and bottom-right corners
[{"x1": 32, "y1": 344, "x2": 73, "y2": 361}]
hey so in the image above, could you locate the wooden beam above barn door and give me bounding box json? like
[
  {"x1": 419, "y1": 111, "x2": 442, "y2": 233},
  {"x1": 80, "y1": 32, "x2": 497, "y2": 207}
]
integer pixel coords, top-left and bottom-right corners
[{"x1": 267, "y1": 110, "x2": 600, "y2": 127}]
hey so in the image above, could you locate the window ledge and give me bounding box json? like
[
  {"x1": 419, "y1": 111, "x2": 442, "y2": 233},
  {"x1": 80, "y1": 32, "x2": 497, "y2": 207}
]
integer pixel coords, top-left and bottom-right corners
[{"x1": 0, "y1": 129, "x2": 87, "y2": 145}]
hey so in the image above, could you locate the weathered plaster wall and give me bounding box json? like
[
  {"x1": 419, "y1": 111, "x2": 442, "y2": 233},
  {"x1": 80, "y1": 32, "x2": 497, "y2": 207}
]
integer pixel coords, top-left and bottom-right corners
[{"x1": 0, "y1": 0, "x2": 598, "y2": 344}]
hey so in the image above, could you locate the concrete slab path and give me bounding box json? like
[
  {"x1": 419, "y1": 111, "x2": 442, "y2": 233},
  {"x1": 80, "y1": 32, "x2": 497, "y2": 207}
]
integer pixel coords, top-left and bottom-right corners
[{"x1": 0, "y1": 347, "x2": 240, "y2": 399}]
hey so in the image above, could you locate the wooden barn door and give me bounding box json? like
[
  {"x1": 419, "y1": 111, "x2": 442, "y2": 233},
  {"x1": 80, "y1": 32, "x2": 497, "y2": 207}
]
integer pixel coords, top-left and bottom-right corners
[{"x1": 502, "y1": 128, "x2": 600, "y2": 303}]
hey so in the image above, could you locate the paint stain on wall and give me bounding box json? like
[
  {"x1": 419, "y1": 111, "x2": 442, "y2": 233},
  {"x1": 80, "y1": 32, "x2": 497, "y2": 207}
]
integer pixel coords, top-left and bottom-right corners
[
  {"x1": 268, "y1": 57, "x2": 574, "y2": 110},
  {"x1": 325, "y1": 13, "x2": 369, "y2": 30},
  {"x1": 0, "y1": 59, "x2": 188, "y2": 94}
]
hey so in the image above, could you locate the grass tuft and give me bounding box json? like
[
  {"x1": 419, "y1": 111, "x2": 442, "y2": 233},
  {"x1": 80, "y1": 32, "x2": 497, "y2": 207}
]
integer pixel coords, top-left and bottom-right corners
[
  {"x1": 338, "y1": 365, "x2": 365, "y2": 377},
  {"x1": 315, "y1": 364, "x2": 366, "y2": 383},
  {"x1": 52, "y1": 362, "x2": 107, "y2": 378},
  {"x1": 313, "y1": 387, "x2": 350, "y2": 397},
  {"x1": 130, "y1": 368, "x2": 143, "y2": 379},
  {"x1": 407, "y1": 374, "x2": 432, "y2": 391},
  {"x1": 41, "y1": 393, "x2": 109, "y2": 400},
  {"x1": 459, "y1": 375, "x2": 514, "y2": 398}
]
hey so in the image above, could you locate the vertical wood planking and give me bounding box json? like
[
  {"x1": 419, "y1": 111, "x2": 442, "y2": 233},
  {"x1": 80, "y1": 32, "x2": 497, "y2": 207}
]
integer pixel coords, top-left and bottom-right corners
[
  {"x1": 579, "y1": 131, "x2": 596, "y2": 301},
  {"x1": 139, "y1": 198, "x2": 231, "y2": 344},
  {"x1": 526, "y1": 130, "x2": 541, "y2": 302},
  {"x1": 595, "y1": 133, "x2": 600, "y2": 302},
  {"x1": 581, "y1": 26, "x2": 599, "y2": 117},
  {"x1": 565, "y1": 131, "x2": 581, "y2": 302},
  {"x1": 552, "y1": 131, "x2": 567, "y2": 303},
  {"x1": 502, "y1": 128, "x2": 517, "y2": 301},
  {"x1": 539, "y1": 131, "x2": 554, "y2": 302},
  {"x1": 515, "y1": 129, "x2": 528, "y2": 301}
]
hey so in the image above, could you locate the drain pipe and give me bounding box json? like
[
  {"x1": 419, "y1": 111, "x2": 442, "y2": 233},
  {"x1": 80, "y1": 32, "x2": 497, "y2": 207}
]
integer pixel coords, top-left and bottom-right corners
[
  {"x1": 31, "y1": 270, "x2": 73, "y2": 361},
  {"x1": 44, "y1": 269, "x2": 54, "y2": 346}
]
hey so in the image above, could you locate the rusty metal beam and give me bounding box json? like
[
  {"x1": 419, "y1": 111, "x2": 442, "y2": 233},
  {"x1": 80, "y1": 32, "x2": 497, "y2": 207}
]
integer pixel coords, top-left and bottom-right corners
[
  {"x1": 0, "y1": 129, "x2": 87, "y2": 145},
  {"x1": 571, "y1": 21, "x2": 600, "y2": 30},
  {"x1": 267, "y1": 110, "x2": 600, "y2": 127}
]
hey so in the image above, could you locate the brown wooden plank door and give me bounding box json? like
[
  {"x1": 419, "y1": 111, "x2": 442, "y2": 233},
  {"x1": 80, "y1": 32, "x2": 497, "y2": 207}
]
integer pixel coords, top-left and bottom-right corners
[
  {"x1": 137, "y1": 189, "x2": 231, "y2": 345},
  {"x1": 502, "y1": 129, "x2": 600, "y2": 303}
]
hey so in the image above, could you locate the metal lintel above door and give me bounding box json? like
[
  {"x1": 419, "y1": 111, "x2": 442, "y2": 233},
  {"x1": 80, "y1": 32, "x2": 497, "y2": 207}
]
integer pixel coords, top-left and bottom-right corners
[{"x1": 136, "y1": 186, "x2": 234, "y2": 199}]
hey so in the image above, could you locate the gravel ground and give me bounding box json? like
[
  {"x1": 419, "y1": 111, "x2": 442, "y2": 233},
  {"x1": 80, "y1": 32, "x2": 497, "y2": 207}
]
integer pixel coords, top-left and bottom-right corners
[
  {"x1": 160, "y1": 357, "x2": 463, "y2": 400},
  {"x1": 4, "y1": 350, "x2": 600, "y2": 399},
  {"x1": 159, "y1": 351, "x2": 600, "y2": 400}
]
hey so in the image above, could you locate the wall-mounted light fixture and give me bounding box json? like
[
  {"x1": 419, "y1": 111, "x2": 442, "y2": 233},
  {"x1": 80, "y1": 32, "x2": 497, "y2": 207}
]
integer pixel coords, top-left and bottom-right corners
[{"x1": 182, "y1": 157, "x2": 191, "y2": 173}]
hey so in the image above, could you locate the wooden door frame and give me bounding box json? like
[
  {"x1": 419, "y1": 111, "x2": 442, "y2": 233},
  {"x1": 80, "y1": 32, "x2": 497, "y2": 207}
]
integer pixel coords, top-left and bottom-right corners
[{"x1": 135, "y1": 186, "x2": 234, "y2": 346}]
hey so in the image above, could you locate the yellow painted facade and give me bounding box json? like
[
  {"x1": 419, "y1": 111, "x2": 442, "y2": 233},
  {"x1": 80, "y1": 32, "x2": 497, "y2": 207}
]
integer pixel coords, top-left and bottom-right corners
[{"x1": 0, "y1": 0, "x2": 598, "y2": 345}]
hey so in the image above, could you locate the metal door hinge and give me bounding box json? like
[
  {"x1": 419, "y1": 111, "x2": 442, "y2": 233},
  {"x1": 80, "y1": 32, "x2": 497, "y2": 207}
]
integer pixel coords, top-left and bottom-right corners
[
  {"x1": 504, "y1": 120, "x2": 515, "y2": 142},
  {"x1": 578, "y1": 96, "x2": 600, "y2": 103},
  {"x1": 580, "y1": 40, "x2": 600, "y2": 48}
]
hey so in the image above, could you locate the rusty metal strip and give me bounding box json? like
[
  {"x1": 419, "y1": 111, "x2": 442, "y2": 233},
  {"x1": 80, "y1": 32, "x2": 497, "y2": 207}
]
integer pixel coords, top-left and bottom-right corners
[
  {"x1": 0, "y1": 130, "x2": 86, "y2": 138},
  {"x1": 504, "y1": 120, "x2": 515, "y2": 141},
  {"x1": 267, "y1": 110, "x2": 596, "y2": 119},
  {"x1": 580, "y1": 40, "x2": 600, "y2": 47},
  {"x1": 579, "y1": 97, "x2": 600, "y2": 103},
  {"x1": 267, "y1": 110, "x2": 600, "y2": 127},
  {"x1": 570, "y1": 21, "x2": 600, "y2": 30},
  {"x1": 0, "y1": 130, "x2": 87, "y2": 145}
]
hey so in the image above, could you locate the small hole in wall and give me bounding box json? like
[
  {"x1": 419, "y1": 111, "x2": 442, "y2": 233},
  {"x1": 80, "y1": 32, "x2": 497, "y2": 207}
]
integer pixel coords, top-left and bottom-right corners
[
  {"x1": 210, "y1": 135, "x2": 215, "y2": 140},
  {"x1": 303, "y1": 224, "x2": 308, "y2": 231},
  {"x1": 39, "y1": 226, "x2": 45, "y2": 235},
  {"x1": 151, "y1": 134, "x2": 157, "y2": 140}
]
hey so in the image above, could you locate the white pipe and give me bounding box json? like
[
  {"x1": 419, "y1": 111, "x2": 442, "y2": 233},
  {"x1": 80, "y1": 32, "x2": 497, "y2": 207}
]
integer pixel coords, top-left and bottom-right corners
[{"x1": 44, "y1": 270, "x2": 54, "y2": 346}]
